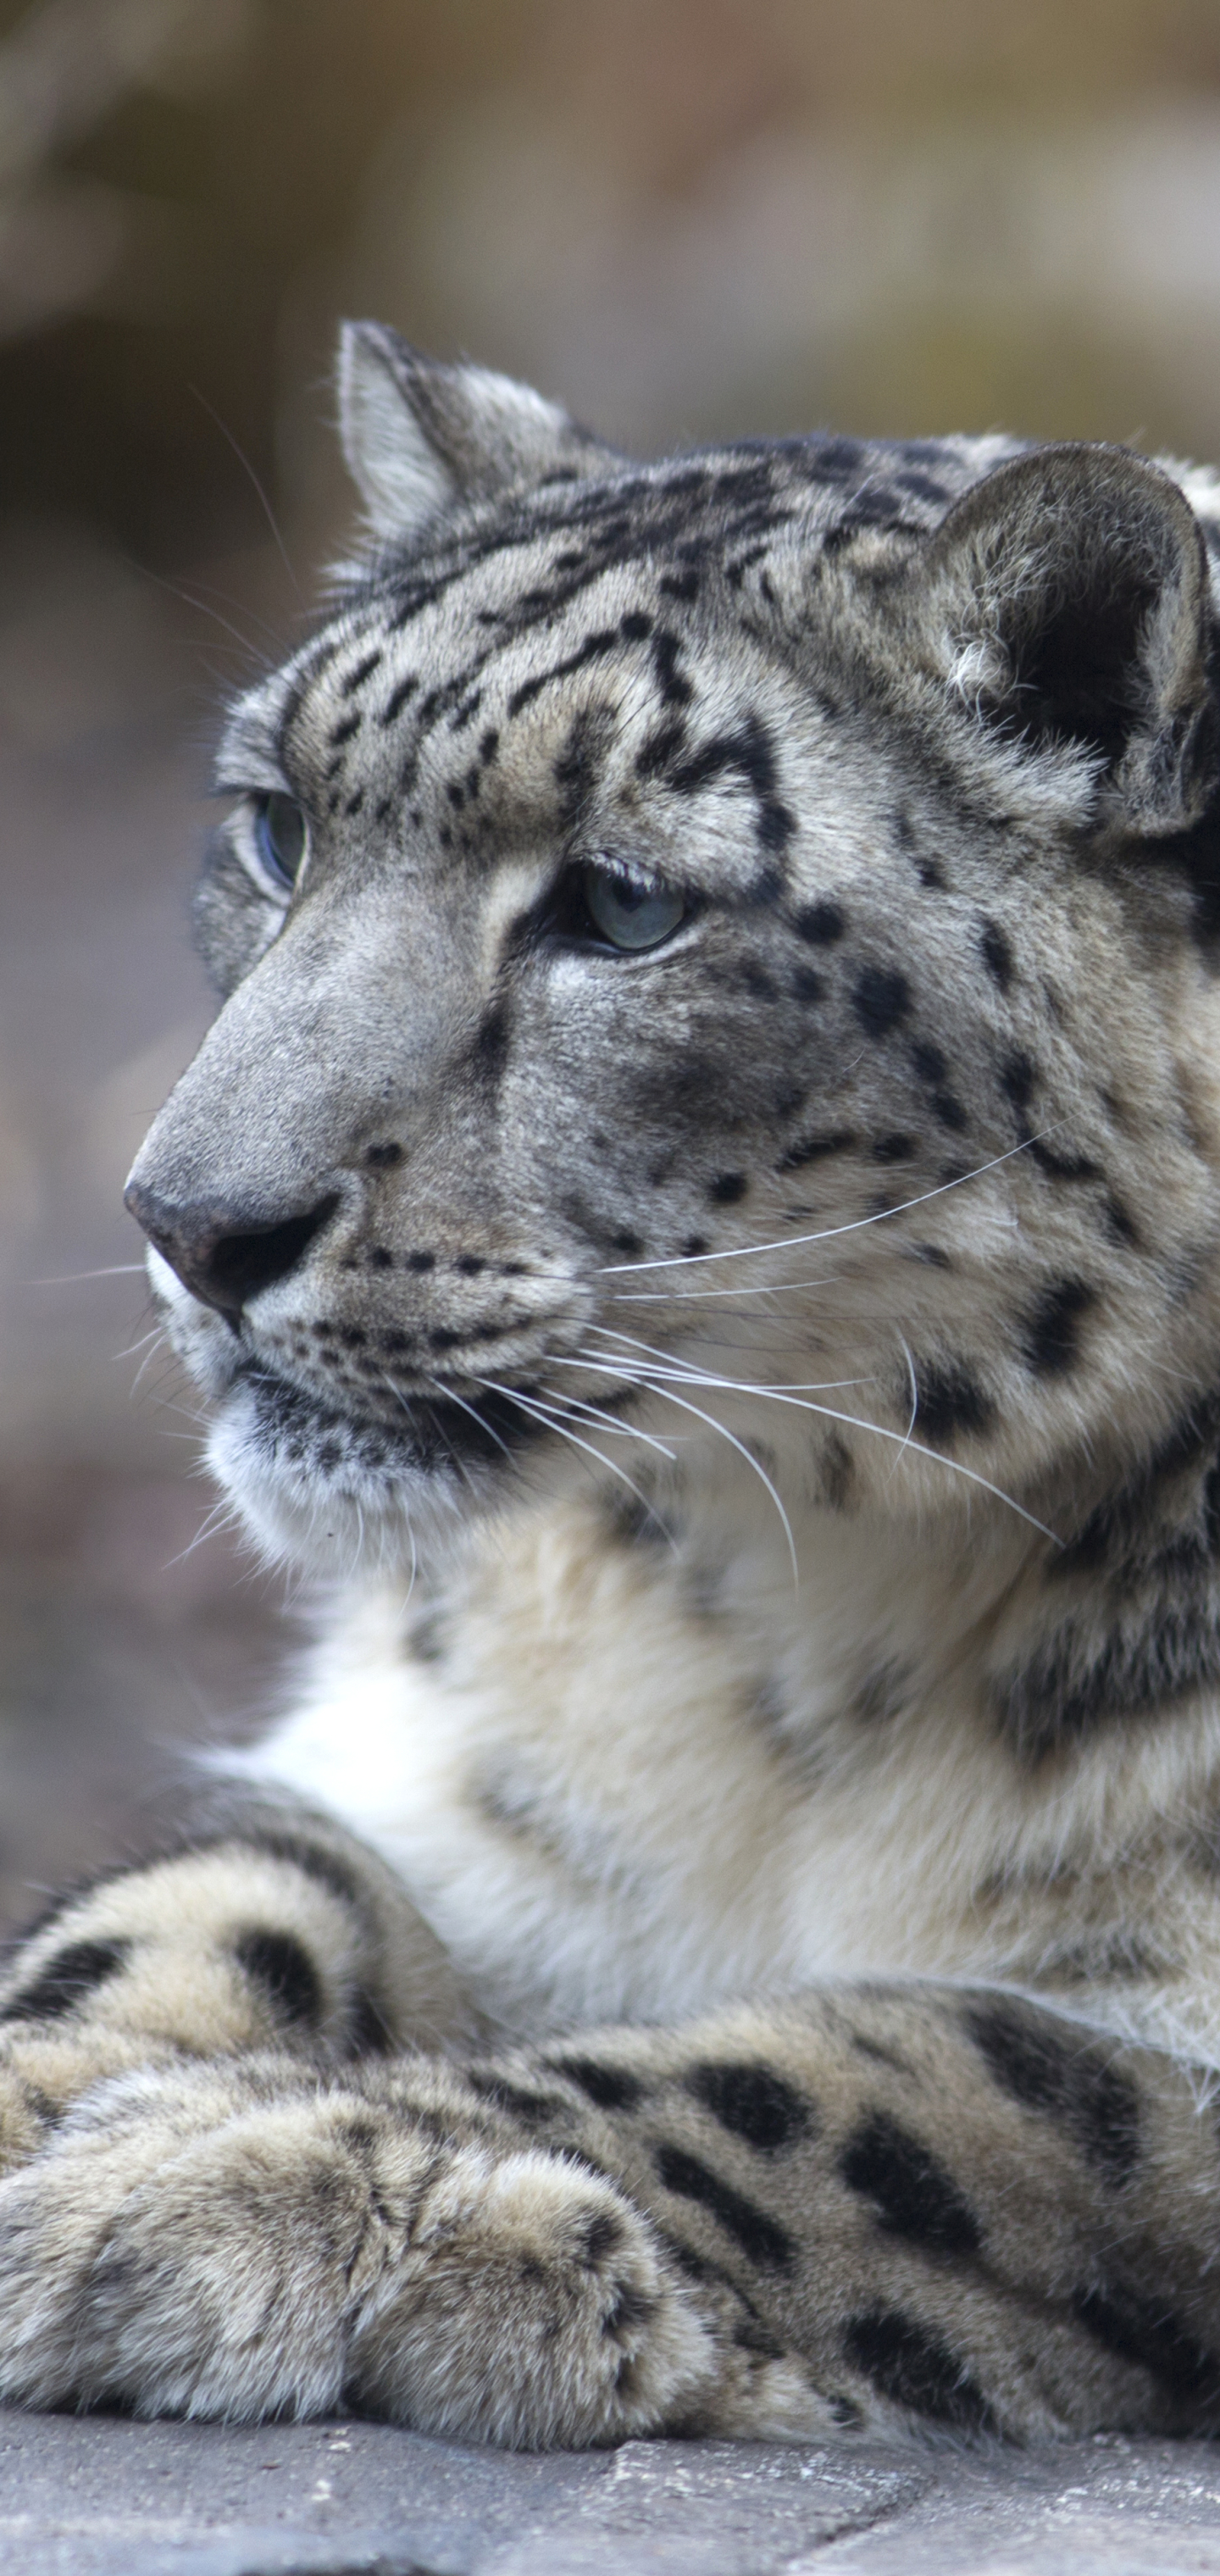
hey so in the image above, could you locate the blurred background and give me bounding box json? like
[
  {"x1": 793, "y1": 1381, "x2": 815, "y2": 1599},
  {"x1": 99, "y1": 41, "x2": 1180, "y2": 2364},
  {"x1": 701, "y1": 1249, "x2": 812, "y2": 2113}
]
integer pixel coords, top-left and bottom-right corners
[{"x1": 3, "y1": 0, "x2": 1220, "y2": 1924}]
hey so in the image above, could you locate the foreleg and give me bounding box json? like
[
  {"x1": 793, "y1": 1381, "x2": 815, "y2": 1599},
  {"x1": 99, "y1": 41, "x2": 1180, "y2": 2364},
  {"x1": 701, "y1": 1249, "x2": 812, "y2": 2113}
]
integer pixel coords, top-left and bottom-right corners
[{"x1": 1, "y1": 1983, "x2": 1217, "y2": 2446}]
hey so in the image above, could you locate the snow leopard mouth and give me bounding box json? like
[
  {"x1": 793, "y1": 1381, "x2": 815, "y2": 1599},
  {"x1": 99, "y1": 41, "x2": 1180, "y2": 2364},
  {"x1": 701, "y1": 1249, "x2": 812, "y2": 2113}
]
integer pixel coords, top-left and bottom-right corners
[
  {"x1": 230, "y1": 1360, "x2": 554, "y2": 1485},
  {"x1": 201, "y1": 1357, "x2": 568, "y2": 1568}
]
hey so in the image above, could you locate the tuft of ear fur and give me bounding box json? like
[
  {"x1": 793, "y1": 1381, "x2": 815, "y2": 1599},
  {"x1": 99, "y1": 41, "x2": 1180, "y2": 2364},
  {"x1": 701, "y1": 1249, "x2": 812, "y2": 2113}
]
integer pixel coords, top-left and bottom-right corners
[
  {"x1": 337, "y1": 322, "x2": 613, "y2": 543},
  {"x1": 913, "y1": 443, "x2": 1217, "y2": 836}
]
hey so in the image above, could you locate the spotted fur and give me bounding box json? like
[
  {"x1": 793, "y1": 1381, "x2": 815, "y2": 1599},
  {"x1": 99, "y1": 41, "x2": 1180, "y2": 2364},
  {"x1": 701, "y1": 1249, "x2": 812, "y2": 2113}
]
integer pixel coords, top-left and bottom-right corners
[{"x1": 8, "y1": 325, "x2": 1220, "y2": 2443}]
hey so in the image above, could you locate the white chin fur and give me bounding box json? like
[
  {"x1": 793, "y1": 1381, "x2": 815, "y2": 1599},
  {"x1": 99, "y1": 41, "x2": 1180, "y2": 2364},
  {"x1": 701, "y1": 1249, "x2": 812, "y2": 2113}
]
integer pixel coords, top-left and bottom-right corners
[{"x1": 206, "y1": 1381, "x2": 469, "y2": 1580}]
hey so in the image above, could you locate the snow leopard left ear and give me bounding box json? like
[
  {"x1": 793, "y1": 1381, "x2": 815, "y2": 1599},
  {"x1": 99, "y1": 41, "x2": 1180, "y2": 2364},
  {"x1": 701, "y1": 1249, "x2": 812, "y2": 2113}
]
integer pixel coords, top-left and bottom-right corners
[
  {"x1": 337, "y1": 322, "x2": 613, "y2": 541},
  {"x1": 911, "y1": 442, "x2": 1217, "y2": 836}
]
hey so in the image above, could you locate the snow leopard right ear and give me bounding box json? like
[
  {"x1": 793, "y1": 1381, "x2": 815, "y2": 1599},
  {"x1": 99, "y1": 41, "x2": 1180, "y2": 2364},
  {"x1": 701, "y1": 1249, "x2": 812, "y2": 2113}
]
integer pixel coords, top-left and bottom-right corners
[{"x1": 337, "y1": 322, "x2": 613, "y2": 541}]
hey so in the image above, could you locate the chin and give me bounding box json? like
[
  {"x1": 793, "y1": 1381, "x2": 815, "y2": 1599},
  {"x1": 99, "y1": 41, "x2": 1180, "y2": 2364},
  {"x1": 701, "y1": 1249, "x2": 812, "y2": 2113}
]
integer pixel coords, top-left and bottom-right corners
[{"x1": 206, "y1": 1374, "x2": 497, "y2": 1581}]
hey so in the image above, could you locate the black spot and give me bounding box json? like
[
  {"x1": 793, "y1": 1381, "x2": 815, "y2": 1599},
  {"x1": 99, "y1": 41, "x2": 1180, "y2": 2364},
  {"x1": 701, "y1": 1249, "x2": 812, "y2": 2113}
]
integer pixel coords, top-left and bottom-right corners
[
  {"x1": 246, "y1": 1832, "x2": 364, "y2": 1913},
  {"x1": 469, "y1": 1002, "x2": 512, "y2": 1089},
  {"x1": 329, "y1": 710, "x2": 361, "y2": 749},
  {"x1": 963, "y1": 1997, "x2": 1140, "y2": 2186},
  {"x1": 347, "y1": 1987, "x2": 395, "y2": 2056},
  {"x1": 930, "y1": 1090, "x2": 968, "y2": 1132},
  {"x1": 0, "y1": 1937, "x2": 130, "y2": 2024},
  {"x1": 912, "y1": 1362, "x2": 993, "y2": 1446},
  {"x1": 407, "y1": 1250, "x2": 435, "y2": 1273},
  {"x1": 365, "y1": 1141, "x2": 403, "y2": 1169},
  {"x1": 791, "y1": 965, "x2": 824, "y2": 1004},
  {"x1": 911, "y1": 1039, "x2": 947, "y2": 1085},
  {"x1": 379, "y1": 673, "x2": 419, "y2": 726},
  {"x1": 1023, "y1": 1277, "x2": 1095, "y2": 1376},
  {"x1": 620, "y1": 608, "x2": 653, "y2": 641},
  {"x1": 1027, "y1": 1135, "x2": 1103, "y2": 1183},
  {"x1": 1072, "y1": 2285, "x2": 1220, "y2": 2413},
  {"x1": 650, "y1": 629, "x2": 694, "y2": 709},
  {"x1": 851, "y1": 2033, "x2": 913, "y2": 2076},
  {"x1": 233, "y1": 1928, "x2": 321, "y2": 2029},
  {"x1": 584, "y1": 2210, "x2": 625, "y2": 2270},
  {"x1": 1001, "y1": 1051, "x2": 1035, "y2": 1113},
  {"x1": 408, "y1": 1607, "x2": 448, "y2": 1664},
  {"x1": 1105, "y1": 1196, "x2": 1138, "y2": 1248},
  {"x1": 812, "y1": 435, "x2": 865, "y2": 480},
  {"x1": 775, "y1": 1127, "x2": 854, "y2": 1174},
  {"x1": 654, "y1": 2143, "x2": 795, "y2": 2268},
  {"x1": 794, "y1": 901, "x2": 846, "y2": 945},
  {"x1": 840, "y1": 2113, "x2": 981, "y2": 2257},
  {"x1": 681, "y1": 1234, "x2": 710, "y2": 1258},
  {"x1": 733, "y1": 2317, "x2": 787, "y2": 2362},
  {"x1": 843, "y1": 2308, "x2": 996, "y2": 2433},
  {"x1": 549, "y1": 2057, "x2": 646, "y2": 2112},
  {"x1": 507, "y1": 627, "x2": 621, "y2": 719},
  {"x1": 465, "y1": 2070, "x2": 570, "y2": 2125},
  {"x1": 605, "y1": 1490, "x2": 670, "y2": 1546},
  {"x1": 369, "y1": 1245, "x2": 393, "y2": 1269},
  {"x1": 853, "y1": 966, "x2": 910, "y2": 1039},
  {"x1": 455, "y1": 1254, "x2": 485, "y2": 1276},
  {"x1": 896, "y1": 467, "x2": 951, "y2": 503},
  {"x1": 669, "y1": 713, "x2": 795, "y2": 856},
  {"x1": 635, "y1": 718, "x2": 687, "y2": 780},
  {"x1": 709, "y1": 1173, "x2": 749, "y2": 1205},
  {"x1": 611, "y1": 1228, "x2": 643, "y2": 1256},
  {"x1": 480, "y1": 727, "x2": 500, "y2": 765},
  {"x1": 686, "y1": 2062, "x2": 810, "y2": 2153},
  {"x1": 979, "y1": 919, "x2": 1014, "y2": 989},
  {"x1": 821, "y1": 1434, "x2": 852, "y2": 1510},
  {"x1": 873, "y1": 1133, "x2": 913, "y2": 1163},
  {"x1": 341, "y1": 649, "x2": 383, "y2": 697}
]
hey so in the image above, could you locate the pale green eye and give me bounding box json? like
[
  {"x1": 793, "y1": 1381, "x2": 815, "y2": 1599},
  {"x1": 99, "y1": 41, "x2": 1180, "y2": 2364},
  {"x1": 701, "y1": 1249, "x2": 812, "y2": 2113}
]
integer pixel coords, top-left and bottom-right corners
[
  {"x1": 252, "y1": 792, "x2": 307, "y2": 891},
  {"x1": 582, "y1": 861, "x2": 687, "y2": 952}
]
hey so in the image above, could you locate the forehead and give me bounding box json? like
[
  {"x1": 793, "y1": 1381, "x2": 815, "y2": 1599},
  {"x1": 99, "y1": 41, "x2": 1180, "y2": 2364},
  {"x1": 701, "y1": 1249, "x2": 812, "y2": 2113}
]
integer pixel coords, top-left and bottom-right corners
[
  {"x1": 220, "y1": 451, "x2": 804, "y2": 752},
  {"x1": 214, "y1": 432, "x2": 1001, "y2": 888}
]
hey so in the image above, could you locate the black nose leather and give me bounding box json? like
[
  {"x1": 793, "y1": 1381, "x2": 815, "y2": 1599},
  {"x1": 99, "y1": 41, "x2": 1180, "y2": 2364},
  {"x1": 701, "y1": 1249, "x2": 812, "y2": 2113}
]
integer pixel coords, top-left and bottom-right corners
[{"x1": 125, "y1": 1182, "x2": 340, "y2": 1318}]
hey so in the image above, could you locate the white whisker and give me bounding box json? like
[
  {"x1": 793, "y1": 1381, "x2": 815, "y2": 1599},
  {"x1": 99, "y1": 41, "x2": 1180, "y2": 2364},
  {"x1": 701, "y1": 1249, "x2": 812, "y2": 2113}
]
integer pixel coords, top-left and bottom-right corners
[
  {"x1": 535, "y1": 1384, "x2": 678, "y2": 1462},
  {"x1": 581, "y1": 1331, "x2": 1061, "y2": 1546},
  {"x1": 609, "y1": 1274, "x2": 837, "y2": 1302},
  {"x1": 596, "y1": 1133, "x2": 1041, "y2": 1275},
  {"x1": 30, "y1": 1263, "x2": 148, "y2": 1284},
  {"x1": 610, "y1": 1370, "x2": 799, "y2": 1587},
  {"x1": 891, "y1": 1336, "x2": 919, "y2": 1484},
  {"x1": 423, "y1": 1374, "x2": 516, "y2": 1465},
  {"x1": 114, "y1": 1324, "x2": 164, "y2": 1363},
  {"x1": 473, "y1": 1375, "x2": 672, "y2": 1530},
  {"x1": 580, "y1": 1326, "x2": 873, "y2": 1399},
  {"x1": 162, "y1": 1496, "x2": 241, "y2": 1569}
]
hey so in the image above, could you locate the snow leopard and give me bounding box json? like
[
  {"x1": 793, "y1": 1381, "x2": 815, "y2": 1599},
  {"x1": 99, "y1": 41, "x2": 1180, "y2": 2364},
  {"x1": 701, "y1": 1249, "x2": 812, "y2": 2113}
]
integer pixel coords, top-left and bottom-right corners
[{"x1": 4, "y1": 320, "x2": 1220, "y2": 2446}]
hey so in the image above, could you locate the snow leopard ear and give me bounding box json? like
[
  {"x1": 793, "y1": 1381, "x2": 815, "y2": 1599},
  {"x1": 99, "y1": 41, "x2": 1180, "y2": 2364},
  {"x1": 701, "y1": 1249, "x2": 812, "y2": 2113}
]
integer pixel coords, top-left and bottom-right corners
[
  {"x1": 337, "y1": 321, "x2": 613, "y2": 541},
  {"x1": 914, "y1": 442, "x2": 1217, "y2": 834}
]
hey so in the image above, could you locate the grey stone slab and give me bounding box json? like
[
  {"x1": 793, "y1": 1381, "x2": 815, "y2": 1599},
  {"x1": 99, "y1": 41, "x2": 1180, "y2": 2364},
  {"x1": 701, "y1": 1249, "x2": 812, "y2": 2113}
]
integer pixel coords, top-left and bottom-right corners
[
  {"x1": 814, "y1": 2435, "x2": 1220, "y2": 2575},
  {"x1": 0, "y1": 2410, "x2": 922, "y2": 2575},
  {"x1": 2, "y1": 2411, "x2": 1220, "y2": 2576}
]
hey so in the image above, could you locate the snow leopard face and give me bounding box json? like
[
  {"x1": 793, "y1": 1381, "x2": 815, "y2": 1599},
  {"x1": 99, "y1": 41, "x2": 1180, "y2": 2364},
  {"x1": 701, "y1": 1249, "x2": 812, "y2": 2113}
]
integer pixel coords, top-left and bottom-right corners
[{"x1": 127, "y1": 324, "x2": 1220, "y2": 1582}]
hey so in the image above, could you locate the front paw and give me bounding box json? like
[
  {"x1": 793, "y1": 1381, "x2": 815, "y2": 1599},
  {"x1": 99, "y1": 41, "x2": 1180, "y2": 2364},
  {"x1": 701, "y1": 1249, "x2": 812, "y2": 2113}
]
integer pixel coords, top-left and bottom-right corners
[{"x1": 0, "y1": 2059, "x2": 715, "y2": 2446}]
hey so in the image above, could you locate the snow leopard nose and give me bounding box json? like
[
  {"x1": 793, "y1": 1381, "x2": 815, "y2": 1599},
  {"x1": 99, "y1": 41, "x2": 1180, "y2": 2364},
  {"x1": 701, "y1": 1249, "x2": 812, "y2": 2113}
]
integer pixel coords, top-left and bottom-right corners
[{"x1": 124, "y1": 1181, "x2": 340, "y2": 1319}]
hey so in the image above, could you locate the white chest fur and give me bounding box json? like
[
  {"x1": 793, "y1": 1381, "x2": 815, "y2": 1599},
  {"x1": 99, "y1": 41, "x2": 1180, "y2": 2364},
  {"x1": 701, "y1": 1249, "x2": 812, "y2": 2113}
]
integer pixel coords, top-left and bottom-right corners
[{"x1": 241, "y1": 1469, "x2": 1156, "y2": 2040}]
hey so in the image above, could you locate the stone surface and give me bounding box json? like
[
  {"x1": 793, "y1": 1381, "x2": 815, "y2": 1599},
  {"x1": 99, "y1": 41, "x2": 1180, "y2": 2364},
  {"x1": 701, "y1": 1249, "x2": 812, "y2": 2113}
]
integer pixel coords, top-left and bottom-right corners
[{"x1": 2, "y1": 2412, "x2": 1220, "y2": 2575}]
